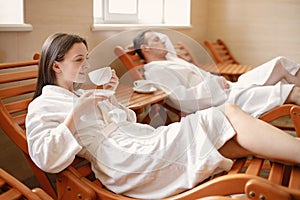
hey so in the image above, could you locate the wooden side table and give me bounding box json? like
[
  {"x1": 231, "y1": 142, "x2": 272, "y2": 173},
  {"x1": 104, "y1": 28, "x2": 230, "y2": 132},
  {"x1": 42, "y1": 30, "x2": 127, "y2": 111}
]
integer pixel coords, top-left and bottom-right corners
[
  {"x1": 200, "y1": 63, "x2": 254, "y2": 82},
  {"x1": 115, "y1": 84, "x2": 168, "y2": 123}
]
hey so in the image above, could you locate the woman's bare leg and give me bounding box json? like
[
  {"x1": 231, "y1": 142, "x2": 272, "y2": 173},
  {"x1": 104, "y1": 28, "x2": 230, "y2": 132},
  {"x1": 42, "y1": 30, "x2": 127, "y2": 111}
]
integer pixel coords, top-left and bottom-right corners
[{"x1": 221, "y1": 103, "x2": 300, "y2": 165}]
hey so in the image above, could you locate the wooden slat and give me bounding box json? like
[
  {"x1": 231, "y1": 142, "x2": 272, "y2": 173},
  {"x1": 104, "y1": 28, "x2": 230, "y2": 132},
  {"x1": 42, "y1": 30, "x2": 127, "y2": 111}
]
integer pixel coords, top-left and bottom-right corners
[
  {"x1": 268, "y1": 162, "x2": 284, "y2": 184},
  {"x1": 222, "y1": 55, "x2": 231, "y2": 60},
  {"x1": 0, "y1": 188, "x2": 22, "y2": 200},
  {"x1": 0, "y1": 177, "x2": 5, "y2": 187},
  {"x1": 5, "y1": 98, "x2": 32, "y2": 114},
  {"x1": 228, "y1": 158, "x2": 246, "y2": 174},
  {"x1": 289, "y1": 166, "x2": 300, "y2": 189},
  {"x1": 12, "y1": 113, "x2": 27, "y2": 127},
  {"x1": 0, "y1": 60, "x2": 38, "y2": 69},
  {"x1": 217, "y1": 64, "x2": 253, "y2": 75},
  {"x1": 0, "y1": 82, "x2": 36, "y2": 99},
  {"x1": 214, "y1": 45, "x2": 224, "y2": 50},
  {"x1": 245, "y1": 158, "x2": 263, "y2": 175},
  {"x1": 77, "y1": 164, "x2": 93, "y2": 178},
  {"x1": 0, "y1": 68, "x2": 37, "y2": 84}
]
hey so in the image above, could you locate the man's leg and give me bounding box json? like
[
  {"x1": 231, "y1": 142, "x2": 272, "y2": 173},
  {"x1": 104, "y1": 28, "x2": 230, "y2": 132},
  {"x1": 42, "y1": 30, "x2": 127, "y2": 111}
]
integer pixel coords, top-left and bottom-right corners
[
  {"x1": 264, "y1": 57, "x2": 300, "y2": 86},
  {"x1": 285, "y1": 86, "x2": 300, "y2": 105}
]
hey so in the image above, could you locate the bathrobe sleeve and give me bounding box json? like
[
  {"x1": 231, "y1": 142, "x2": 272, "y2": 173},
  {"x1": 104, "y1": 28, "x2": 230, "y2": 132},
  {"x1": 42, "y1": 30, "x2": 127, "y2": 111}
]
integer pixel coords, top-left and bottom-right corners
[
  {"x1": 26, "y1": 98, "x2": 82, "y2": 173},
  {"x1": 144, "y1": 61, "x2": 228, "y2": 113}
]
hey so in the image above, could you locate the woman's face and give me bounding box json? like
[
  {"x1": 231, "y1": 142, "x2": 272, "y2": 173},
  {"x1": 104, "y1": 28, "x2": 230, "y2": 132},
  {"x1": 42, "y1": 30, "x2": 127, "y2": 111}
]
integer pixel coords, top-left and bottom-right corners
[{"x1": 54, "y1": 42, "x2": 89, "y2": 87}]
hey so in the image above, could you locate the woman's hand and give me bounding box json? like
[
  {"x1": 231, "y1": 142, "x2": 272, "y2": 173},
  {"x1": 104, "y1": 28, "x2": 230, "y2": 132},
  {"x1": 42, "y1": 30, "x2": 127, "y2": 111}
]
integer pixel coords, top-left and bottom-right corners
[
  {"x1": 75, "y1": 92, "x2": 108, "y2": 114},
  {"x1": 64, "y1": 92, "x2": 108, "y2": 133},
  {"x1": 103, "y1": 69, "x2": 119, "y2": 91}
]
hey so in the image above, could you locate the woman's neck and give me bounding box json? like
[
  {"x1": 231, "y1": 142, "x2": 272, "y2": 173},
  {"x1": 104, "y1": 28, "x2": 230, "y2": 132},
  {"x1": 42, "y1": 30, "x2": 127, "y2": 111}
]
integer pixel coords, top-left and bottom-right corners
[{"x1": 54, "y1": 78, "x2": 74, "y2": 92}]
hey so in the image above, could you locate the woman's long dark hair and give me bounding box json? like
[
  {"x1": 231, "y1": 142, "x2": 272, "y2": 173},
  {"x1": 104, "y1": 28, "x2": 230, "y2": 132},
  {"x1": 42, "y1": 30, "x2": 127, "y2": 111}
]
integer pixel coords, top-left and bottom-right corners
[{"x1": 33, "y1": 33, "x2": 88, "y2": 99}]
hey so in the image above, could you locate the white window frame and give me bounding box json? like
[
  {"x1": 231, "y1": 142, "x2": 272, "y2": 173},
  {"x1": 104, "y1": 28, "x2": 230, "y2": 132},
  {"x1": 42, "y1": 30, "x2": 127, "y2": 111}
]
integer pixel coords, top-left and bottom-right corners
[
  {"x1": 92, "y1": 0, "x2": 191, "y2": 31},
  {"x1": 104, "y1": 0, "x2": 139, "y2": 23},
  {"x1": 0, "y1": 0, "x2": 32, "y2": 32}
]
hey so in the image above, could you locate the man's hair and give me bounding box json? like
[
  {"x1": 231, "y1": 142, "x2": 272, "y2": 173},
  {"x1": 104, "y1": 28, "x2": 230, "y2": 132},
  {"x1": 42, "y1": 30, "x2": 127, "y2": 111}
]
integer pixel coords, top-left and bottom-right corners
[{"x1": 133, "y1": 30, "x2": 153, "y2": 60}]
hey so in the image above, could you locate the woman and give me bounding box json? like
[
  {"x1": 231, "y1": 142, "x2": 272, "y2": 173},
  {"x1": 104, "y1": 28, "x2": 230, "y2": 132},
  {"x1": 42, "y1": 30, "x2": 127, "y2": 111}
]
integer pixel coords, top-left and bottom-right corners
[{"x1": 26, "y1": 33, "x2": 300, "y2": 199}]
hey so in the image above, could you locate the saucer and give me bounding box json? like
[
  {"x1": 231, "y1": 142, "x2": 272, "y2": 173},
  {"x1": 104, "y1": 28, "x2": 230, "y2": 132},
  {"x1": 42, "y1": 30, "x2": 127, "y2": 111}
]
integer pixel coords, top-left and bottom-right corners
[
  {"x1": 133, "y1": 86, "x2": 157, "y2": 93},
  {"x1": 133, "y1": 80, "x2": 155, "y2": 88}
]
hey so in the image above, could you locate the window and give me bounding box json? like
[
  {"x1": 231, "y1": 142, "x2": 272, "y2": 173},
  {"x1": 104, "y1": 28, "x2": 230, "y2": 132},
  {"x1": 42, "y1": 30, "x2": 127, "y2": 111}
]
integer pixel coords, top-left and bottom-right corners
[
  {"x1": 92, "y1": 0, "x2": 191, "y2": 30},
  {"x1": 103, "y1": 0, "x2": 139, "y2": 23},
  {"x1": 0, "y1": 0, "x2": 32, "y2": 31}
]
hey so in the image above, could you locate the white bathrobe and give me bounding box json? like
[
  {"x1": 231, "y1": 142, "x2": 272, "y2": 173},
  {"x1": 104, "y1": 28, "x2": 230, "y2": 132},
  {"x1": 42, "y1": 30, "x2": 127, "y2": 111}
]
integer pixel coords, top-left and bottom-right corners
[
  {"x1": 26, "y1": 85, "x2": 236, "y2": 199},
  {"x1": 144, "y1": 56, "x2": 299, "y2": 117}
]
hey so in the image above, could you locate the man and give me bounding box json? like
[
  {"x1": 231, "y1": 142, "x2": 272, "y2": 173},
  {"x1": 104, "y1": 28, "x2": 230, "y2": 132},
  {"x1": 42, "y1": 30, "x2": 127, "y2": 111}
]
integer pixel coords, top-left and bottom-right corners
[{"x1": 133, "y1": 30, "x2": 300, "y2": 117}]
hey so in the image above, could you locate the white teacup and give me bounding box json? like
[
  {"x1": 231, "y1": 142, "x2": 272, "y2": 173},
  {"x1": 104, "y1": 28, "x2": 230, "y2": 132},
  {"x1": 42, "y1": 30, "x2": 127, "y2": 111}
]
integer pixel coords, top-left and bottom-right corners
[
  {"x1": 88, "y1": 67, "x2": 112, "y2": 85},
  {"x1": 133, "y1": 80, "x2": 155, "y2": 90}
]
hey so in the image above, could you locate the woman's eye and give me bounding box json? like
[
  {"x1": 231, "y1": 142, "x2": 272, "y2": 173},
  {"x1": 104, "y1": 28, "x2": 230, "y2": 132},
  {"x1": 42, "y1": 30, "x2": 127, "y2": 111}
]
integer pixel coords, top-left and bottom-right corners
[{"x1": 76, "y1": 58, "x2": 84, "y2": 62}]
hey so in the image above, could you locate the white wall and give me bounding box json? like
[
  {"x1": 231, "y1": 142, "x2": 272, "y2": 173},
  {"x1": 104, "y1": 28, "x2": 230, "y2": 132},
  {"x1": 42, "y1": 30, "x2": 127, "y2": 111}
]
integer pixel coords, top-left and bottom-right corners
[{"x1": 206, "y1": 0, "x2": 300, "y2": 66}]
